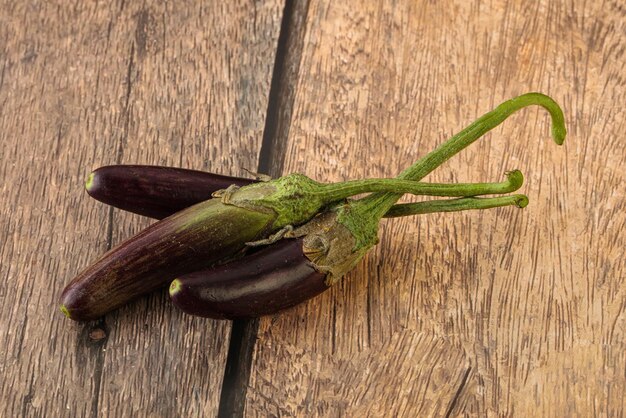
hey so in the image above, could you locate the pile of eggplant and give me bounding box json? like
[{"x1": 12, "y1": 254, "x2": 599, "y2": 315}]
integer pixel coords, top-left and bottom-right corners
[{"x1": 59, "y1": 93, "x2": 566, "y2": 321}]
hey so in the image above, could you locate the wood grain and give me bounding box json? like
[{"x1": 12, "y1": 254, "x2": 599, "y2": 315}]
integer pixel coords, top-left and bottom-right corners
[
  {"x1": 0, "y1": 1, "x2": 281, "y2": 417},
  {"x1": 246, "y1": 0, "x2": 625, "y2": 416}
]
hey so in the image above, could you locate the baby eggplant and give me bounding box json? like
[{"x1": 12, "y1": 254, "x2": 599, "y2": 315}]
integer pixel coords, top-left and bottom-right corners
[
  {"x1": 169, "y1": 238, "x2": 327, "y2": 319},
  {"x1": 85, "y1": 165, "x2": 256, "y2": 219},
  {"x1": 60, "y1": 198, "x2": 275, "y2": 321}
]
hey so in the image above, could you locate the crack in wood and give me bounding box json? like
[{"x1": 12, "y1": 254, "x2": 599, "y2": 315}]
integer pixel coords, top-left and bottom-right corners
[{"x1": 218, "y1": 0, "x2": 311, "y2": 416}]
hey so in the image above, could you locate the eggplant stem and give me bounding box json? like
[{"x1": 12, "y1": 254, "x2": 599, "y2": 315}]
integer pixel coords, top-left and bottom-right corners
[
  {"x1": 384, "y1": 194, "x2": 529, "y2": 218},
  {"x1": 353, "y1": 92, "x2": 566, "y2": 222},
  {"x1": 318, "y1": 170, "x2": 523, "y2": 200}
]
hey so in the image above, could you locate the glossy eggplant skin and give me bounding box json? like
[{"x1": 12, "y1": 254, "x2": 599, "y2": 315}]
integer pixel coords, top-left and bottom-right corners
[
  {"x1": 170, "y1": 238, "x2": 328, "y2": 319},
  {"x1": 86, "y1": 165, "x2": 256, "y2": 219},
  {"x1": 60, "y1": 198, "x2": 274, "y2": 321}
]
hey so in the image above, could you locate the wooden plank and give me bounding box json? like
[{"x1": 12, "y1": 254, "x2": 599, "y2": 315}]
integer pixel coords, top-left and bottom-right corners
[
  {"x1": 0, "y1": 1, "x2": 282, "y2": 417},
  {"x1": 96, "y1": 2, "x2": 283, "y2": 417},
  {"x1": 245, "y1": 0, "x2": 625, "y2": 416}
]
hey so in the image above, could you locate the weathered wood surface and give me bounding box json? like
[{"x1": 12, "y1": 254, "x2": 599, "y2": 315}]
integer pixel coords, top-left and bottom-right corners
[
  {"x1": 2, "y1": 0, "x2": 624, "y2": 416},
  {"x1": 0, "y1": 1, "x2": 281, "y2": 417},
  {"x1": 246, "y1": 1, "x2": 625, "y2": 417}
]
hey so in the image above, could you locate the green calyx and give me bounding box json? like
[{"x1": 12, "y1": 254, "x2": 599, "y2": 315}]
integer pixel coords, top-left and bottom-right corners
[
  {"x1": 215, "y1": 169, "x2": 524, "y2": 231},
  {"x1": 174, "y1": 197, "x2": 275, "y2": 236},
  {"x1": 217, "y1": 173, "x2": 328, "y2": 229},
  {"x1": 293, "y1": 193, "x2": 531, "y2": 285},
  {"x1": 289, "y1": 209, "x2": 371, "y2": 286}
]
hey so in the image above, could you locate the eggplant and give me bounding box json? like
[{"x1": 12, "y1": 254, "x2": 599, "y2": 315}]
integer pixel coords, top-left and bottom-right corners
[
  {"x1": 85, "y1": 165, "x2": 256, "y2": 219},
  {"x1": 60, "y1": 199, "x2": 275, "y2": 320},
  {"x1": 169, "y1": 238, "x2": 327, "y2": 319}
]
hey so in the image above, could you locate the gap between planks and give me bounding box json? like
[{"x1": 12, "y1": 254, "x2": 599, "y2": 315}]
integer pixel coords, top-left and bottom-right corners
[{"x1": 217, "y1": 0, "x2": 311, "y2": 417}]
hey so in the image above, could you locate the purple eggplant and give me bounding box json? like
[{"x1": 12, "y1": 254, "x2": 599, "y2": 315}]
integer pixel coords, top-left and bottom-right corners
[
  {"x1": 85, "y1": 165, "x2": 256, "y2": 219},
  {"x1": 60, "y1": 199, "x2": 275, "y2": 321},
  {"x1": 169, "y1": 238, "x2": 327, "y2": 319}
]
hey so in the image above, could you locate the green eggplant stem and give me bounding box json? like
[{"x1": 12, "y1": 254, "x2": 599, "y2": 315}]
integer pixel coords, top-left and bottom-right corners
[
  {"x1": 346, "y1": 92, "x2": 566, "y2": 235},
  {"x1": 223, "y1": 90, "x2": 567, "y2": 230},
  {"x1": 290, "y1": 93, "x2": 567, "y2": 286},
  {"x1": 317, "y1": 170, "x2": 523, "y2": 200},
  {"x1": 384, "y1": 194, "x2": 529, "y2": 218}
]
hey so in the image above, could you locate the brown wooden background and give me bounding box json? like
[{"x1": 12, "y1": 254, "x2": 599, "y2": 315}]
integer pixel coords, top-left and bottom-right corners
[{"x1": 1, "y1": 0, "x2": 624, "y2": 417}]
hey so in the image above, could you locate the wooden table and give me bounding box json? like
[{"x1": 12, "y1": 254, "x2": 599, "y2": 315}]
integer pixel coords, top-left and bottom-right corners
[{"x1": 1, "y1": 1, "x2": 623, "y2": 416}]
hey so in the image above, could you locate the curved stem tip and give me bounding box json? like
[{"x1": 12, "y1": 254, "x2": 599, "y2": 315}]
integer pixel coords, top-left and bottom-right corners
[{"x1": 357, "y1": 92, "x2": 566, "y2": 220}]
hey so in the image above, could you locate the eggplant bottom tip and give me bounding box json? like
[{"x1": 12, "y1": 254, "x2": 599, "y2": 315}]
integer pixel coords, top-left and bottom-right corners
[
  {"x1": 60, "y1": 304, "x2": 71, "y2": 319},
  {"x1": 169, "y1": 279, "x2": 182, "y2": 296},
  {"x1": 85, "y1": 172, "x2": 95, "y2": 192}
]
